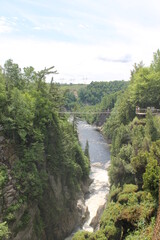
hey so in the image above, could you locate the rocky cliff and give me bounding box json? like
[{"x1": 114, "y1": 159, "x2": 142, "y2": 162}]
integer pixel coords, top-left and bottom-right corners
[
  {"x1": 0, "y1": 129, "x2": 89, "y2": 240},
  {"x1": 0, "y1": 62, "x2": 91, "y2": 240}
]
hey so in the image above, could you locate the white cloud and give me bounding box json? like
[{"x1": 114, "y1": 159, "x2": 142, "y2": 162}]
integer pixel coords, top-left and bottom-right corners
[
  {"x1": 78, "y1": 24, "x2": 89, "y2": 29},
  {"x1": 33, "y1": 26, "x2": 42, "y2": 30},
  {"x1": 1, "y1": 0, "x2": 160, "y2": 83},
  {"x1": 0, "y1": 37, "x2": 139, "y2": 83},
  {"x1": 0, "y1": 17, "x2": 12, "y2": 33},
  {"x1": 0, "y1": 16, "x2": 18, "y2": 33}
]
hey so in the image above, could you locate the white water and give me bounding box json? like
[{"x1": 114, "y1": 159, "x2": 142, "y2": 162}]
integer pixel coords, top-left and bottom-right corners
[
  {"x1": 65, "y1": 121, "x2": 110, "y2": 238},
  {"x1": 78, "y1": 121, "x2": 110, "y2": 232},
  {"x1": 83, "y1": 163, "x2": 110, "y2": 231}
]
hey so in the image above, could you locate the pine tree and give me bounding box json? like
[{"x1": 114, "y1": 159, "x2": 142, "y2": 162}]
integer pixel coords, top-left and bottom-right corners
[{"x1": 84, "y1": 140, "x2": 90, "y2": 160}]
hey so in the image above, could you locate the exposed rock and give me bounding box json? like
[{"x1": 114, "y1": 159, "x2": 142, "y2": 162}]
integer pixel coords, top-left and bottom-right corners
[
  {"x1": 0, "y1": 133, "x2": 90, "y2": 240},
  {"x1": 12, "y1": 205, "x2": 40, "y2": 240},
  {"x1": 96, "y1": 113, "x2": 110, "y2": 127},
  {"x1": 40, "y1": 173, "x2": 90, "y2": 240},
  {"x1": 90, "y1": 203, "x2": 106, "y2": 230},
  {"x1": 77, "y1": 197, "x2": 89, "y2": 225},
  {"x1": 81, "y1": 178, "x2": 93, "y2": 194},
  {"x1": 64, "y1": 186, "x2": 71, "y2": 200},
  {"x1": 49, "y1": 174, "x2": 62, "y2": 199},
  {"x1": 92, "y1": 162, "x2": 103, "y2": 168},
  {"x1": 0, "y1": 136, "x2": 4, "y2": 143},
  {"x1": 4, "y1": 184, "x2": 13, "y2": 193}
]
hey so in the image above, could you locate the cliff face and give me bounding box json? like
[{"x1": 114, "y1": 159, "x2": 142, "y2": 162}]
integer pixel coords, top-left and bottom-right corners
[
  {"x1": 0, "y1": 129, "x2": 89, "y2": 240},
  {"x1": 95, "y1": 113, "x2": 110, "y2": 127},
  {"x1": 0, "y1": 62, "x2": 90, "y2": 240},
  {"x1": 39, "y1": 174, "x2": 88, "y2": 240}
]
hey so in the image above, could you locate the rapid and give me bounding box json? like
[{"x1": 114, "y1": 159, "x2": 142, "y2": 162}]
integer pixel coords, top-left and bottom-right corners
[{"x1": 66, "y1": 120, "x2": 110, "y2": 239}]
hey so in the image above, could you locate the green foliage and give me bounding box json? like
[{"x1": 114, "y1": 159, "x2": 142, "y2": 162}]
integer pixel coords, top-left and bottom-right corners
[
  {"x1": 78, "y1": 81, "x2": 128, "y2": 105},
  {"x1": 103, "y1": 91, "x2": 135, "y2": 141},
  {"x1": 108, "y1": 185, "x2": 122, "y2": 202},
  {"x1": 4, "y1": 59, "x2": 24, "y2": 91},
  {"x1": 74, "y1": 143, "x2": 90, "y2": 180},
  {"x1": 96, "y1": 187, "x2": 156, "y2": 240},
  {"x1": 33, "y1": 212, "x2": 44, "y2": 238},
  {"x1": 0, "y1": 70, "x2": 7, "y2": 122},
  {"x1": 112, "y1": 124, "x2": 130, "y2": 155},
  {"x1": 64, "y1": 90, "x2": 77, "y2": 110},
  {"x1": 2, "y1": 49, "x2": 160, "y2": 239},
  {"x1": 130, "y1": 121, "x2": 146, "y2": 155},
  {"x1": 84, "y1": 140, "x2": 90, "y2": 159},
  {"x1": 0, "y1": 166, "x2": 7, "y2": 189},
  {"x1": 15, "y1": 210, "x2": 30, "y2": 232},
  {"x1": 45, "y1": 119, "x2": 90, "y2": 193},
  {"x1": 0, "y1": 59, "x2": 90, "y2": 239},
  {"x1": 72, "y1": 231, "x2": 92, "y2": 240},
  {"x1": 125, "y1": 217, "x2": 155, "y2": 240},
  {"x1": 101, "y1": 92, "x2": 118, "y2": 111},
  {"x1": 4, "y1": 202, "x2": 23, "y2": 223},
  {"x1": 0, "y1": 222, "x2": 10, "y2": 239},
  {"x1": 151, "y1": 49, "x2": 160, "y2": 72},
  {"x1": 131, "y1": 152, "x2": 148, "y2": 188},
  {"x1": 145, "y1": 110, "x2": 159, "y2": 141},
  {"x1": 130, "y1": 63, "x2": 160, "y2": 108},
  {"x1": 122, "y1": 184, "x2": 138, "y2": 194},
  {"x1": 4, "y1": 88, "x2": 35, "y2": 141},
  {"x1": 73, "y1": 49, "x2": 160, "y2": 240},
  {"x1": 94, "y1": 50, "x2": 160, "y2": 240},
  {"x1": 109, "y1": 142, "x2": 134, "y2": 186},
  {"x1": 72, "y1": 81, "x2": 128, "y2": 125},
  {"x1": 13, "y1": 142, "x2": 47, "y2": 201},
  {"x1": 109, "y1": 156, "x2": 134, "y2": 186},
  {"x1": 143, "y1": 157, "x2": 160, "y2": 199},
  {"x1": 59, "y1": 81, "x2": 128, "y2": 126}
]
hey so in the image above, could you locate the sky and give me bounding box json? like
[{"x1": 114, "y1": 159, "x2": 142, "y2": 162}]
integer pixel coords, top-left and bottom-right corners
[{"x1": 0, "y1": 0, "x2": 160, "y2": 83}]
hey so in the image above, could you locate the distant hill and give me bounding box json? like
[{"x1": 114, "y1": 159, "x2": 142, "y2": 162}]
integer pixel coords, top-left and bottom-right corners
[{"x1": 78, "y1": 80, "x2": 129, "y2": 105}]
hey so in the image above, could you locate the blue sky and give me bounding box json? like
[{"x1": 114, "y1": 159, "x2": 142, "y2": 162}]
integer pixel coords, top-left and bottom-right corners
[{"x1": 0, "y1": 0, "x2": 160, "y2": 83}]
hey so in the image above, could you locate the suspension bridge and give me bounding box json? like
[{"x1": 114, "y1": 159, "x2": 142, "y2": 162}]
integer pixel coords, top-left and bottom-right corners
[
  {"x1": 58, "y1": 111, "x2": 111, "y2": 115},
  {"x1": 59, "y1": 107, "x2": 160, "y2": 116}
]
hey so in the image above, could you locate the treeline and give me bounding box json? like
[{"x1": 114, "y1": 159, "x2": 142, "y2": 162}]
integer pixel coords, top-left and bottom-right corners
[
  {"x1": 63, "y1": 81, "x2": 128, "y2": 110},
  {"x1": 0, "y1": 60, "x2": 89, "y2": 239},
  {"x1": 78, "y1": 81, "x2": 128, "y2": 105},
  {"x1": 73, "y1": 50, "x2": 160, "y2": 239},
  {"x1": 77, "y1": 90, "x2": 124, "y2": 125},
  {"x1": 62, "y1": 81, "x2": 128, "y2": 125}
]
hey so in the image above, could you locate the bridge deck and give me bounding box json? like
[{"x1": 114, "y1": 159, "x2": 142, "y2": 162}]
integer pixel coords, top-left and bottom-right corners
[
  {"x1": 59, "y1": 108, "x2": 160, "y2": 116},
  {"x1": 59, "y1": 111, "x2": 111, "y2": 115}
]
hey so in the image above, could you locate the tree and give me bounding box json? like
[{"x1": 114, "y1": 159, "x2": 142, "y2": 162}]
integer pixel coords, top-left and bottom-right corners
[
  {"x1": 84, "y1": 140, "x2": 90, "y2": 159},
  {"x1": 151, "y1": 49, "x2": 160, "y2": 72},
  {"x1": 0, "y1": 69, "x2": 7, "y2": 121},
  {"x1": 130, "y1": 61, "x2": 144, "y2": 81},
  {"x1": 145, "y1": 110, "x2": 158, "y2": 141},
  {"x1": 23, "y1": 66, "x2": 36, "y2": 84},
  {"x1": 143, "y1": 157, "x2": 160, "y2": 199},
  {"x1": 3, "y1": 88, "x2": 35, "y2": 142},
  {"x1": 4, "y1": 59, "x2": 23, "y2": 91}
]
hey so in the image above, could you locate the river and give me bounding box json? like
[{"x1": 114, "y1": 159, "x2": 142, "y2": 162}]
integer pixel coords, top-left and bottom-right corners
[{"x1": 66, "y1": 120, "x2": 110, "y2": 238}]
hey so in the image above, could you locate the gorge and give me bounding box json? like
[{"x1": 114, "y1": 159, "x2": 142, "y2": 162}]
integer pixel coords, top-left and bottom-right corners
[
  {"x1": 66, "y1": 120, "x2": 110, "y2": 239},
  {"x1": 1, "y1": 51, "x2": 160, "y2": 239}
]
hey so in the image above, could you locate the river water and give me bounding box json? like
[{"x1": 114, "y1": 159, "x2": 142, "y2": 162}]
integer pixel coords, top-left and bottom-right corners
[{"x1": 66, "y1": 120, "x2": 110, "y2": 238}]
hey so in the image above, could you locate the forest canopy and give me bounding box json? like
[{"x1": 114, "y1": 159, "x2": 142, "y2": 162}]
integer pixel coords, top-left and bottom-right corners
[
  {"x1": 0, "y1": 59, "x2": 90, "y2": 239},
  {"x1": 73, "y1": 50, "x2": 160, "y2": 240}
]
